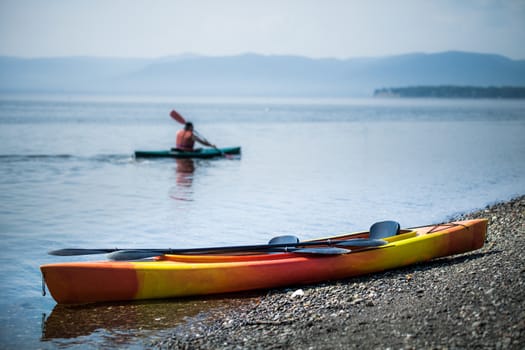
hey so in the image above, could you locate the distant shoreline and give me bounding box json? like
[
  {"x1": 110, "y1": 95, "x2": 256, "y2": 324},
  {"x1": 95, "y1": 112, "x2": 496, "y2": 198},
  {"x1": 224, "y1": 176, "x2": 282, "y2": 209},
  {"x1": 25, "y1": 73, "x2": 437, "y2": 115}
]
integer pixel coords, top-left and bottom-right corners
[
  {"x1": 374, "y1": 86, "x2": 525, "y2": 99},
  {"x1": 2, "y1": 52, "x2": 525, "y2": 97}
]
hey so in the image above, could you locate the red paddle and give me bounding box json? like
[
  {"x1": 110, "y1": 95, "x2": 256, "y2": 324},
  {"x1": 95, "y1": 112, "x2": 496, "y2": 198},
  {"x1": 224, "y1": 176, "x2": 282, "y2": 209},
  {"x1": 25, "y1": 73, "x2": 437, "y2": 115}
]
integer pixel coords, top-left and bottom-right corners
[
  {"x1": 170, "y1": 110, "x2": 187, "y2": 125},
  {"x1": 169, "y1": 109, "x2": 230, "y2": 157}
]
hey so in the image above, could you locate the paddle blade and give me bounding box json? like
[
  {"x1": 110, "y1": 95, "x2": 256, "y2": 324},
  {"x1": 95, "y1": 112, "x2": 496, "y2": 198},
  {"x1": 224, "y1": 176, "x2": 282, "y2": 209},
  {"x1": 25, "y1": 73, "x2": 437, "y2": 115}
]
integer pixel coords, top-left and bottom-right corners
[
  {"x1": 170, "y1": 110, "x2": 186, "y2": 124},
  {"x1": 48, "y1": 248, "x2": 117, "y2": 256},
  {"x1": 108, "y1": 250, "x2": 165, "y2": 261},
  {"x1": 276, "y1": 247, "x2": 351, "y2": 255},
  {"x1": 268, "y1": 235, "x2": 300, "y2": 245},
  {"x1": 336, "y1": 238, "x2": 388, "y2": 247}
]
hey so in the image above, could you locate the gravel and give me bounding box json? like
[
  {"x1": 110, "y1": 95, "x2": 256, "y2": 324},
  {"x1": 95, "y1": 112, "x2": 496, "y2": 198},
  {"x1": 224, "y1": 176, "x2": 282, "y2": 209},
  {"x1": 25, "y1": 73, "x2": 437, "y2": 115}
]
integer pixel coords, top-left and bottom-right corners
[{"x1": 153, "y1": 195, "x2": 525, "y2": 349}]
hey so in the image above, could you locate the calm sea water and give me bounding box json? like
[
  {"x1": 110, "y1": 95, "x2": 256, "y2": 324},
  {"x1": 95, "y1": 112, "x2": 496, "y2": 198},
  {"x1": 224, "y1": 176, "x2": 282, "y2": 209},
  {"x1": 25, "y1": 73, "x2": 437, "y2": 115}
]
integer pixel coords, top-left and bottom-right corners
[{"x1": 0, "y1": 94, "x2": 524, "y2": 348}]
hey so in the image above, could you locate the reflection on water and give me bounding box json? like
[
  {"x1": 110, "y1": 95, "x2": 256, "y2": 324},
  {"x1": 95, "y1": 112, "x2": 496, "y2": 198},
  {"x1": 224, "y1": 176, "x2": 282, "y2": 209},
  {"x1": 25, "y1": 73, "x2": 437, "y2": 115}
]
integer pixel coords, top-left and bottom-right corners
[
  {"x1": 171, "y1": 159, "x2": 195, "y2": 201},
  {"x1": 175, "y1": 159, "x2": 195, "y2": 187},
  {"x1": 41, "y1": 295, "x2": 257, "y2": 348}
]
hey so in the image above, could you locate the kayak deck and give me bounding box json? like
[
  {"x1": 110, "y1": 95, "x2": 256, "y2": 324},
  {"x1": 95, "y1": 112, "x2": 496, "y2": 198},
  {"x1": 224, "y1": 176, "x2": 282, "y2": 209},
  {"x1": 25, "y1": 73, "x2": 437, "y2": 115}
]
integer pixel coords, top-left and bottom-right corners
[
  {"x1": 41, "y1": 219, "x2": 487, "y2": 304},
  {"x1": 134, "y1": 146, "x2": 241, "y2": 159}
]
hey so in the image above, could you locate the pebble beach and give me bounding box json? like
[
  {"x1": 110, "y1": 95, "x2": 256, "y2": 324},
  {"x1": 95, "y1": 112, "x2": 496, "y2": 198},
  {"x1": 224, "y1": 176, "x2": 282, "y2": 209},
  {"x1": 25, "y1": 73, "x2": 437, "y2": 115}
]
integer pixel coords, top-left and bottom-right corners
[{"x1": 154, "y1": 195, "x2": 524, "y2": 349}]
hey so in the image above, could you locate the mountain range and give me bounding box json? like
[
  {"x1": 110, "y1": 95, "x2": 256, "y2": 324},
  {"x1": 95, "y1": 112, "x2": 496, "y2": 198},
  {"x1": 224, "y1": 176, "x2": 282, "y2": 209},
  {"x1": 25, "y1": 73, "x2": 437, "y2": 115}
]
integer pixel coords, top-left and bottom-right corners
[{"x1": 1, "y1": 51, "x2": 524, "y2": 97}]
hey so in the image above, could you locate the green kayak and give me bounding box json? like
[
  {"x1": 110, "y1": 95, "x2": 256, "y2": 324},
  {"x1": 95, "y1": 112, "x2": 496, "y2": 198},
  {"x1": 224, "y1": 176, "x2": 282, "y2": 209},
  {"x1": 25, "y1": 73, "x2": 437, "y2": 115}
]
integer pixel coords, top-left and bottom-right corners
[{"x1": 134, "y1": 146, "x2": 241, "y2": 159}]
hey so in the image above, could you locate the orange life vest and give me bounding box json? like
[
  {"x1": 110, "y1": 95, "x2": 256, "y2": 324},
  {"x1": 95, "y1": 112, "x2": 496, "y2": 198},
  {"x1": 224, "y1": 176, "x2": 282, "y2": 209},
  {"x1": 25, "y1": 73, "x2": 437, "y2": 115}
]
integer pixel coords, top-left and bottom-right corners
[{"x1": 176, "y1": 130, "x2": 195, "y2": 151}]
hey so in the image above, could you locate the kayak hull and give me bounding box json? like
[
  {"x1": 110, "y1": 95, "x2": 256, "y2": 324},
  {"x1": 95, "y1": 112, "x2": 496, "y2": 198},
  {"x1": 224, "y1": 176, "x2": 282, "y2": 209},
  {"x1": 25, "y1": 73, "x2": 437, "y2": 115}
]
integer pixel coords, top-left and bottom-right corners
[
  {"x1": 41, "y1": 219, "x2": 487, "y2": 304},
  {"x1": 134, "y1": 146, "x2": 241, "y2": 159}
]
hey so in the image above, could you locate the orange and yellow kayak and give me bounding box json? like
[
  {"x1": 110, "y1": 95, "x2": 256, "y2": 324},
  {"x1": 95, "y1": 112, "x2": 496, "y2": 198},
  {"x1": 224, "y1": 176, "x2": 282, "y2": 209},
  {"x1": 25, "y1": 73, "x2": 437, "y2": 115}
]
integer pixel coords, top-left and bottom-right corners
[{"x1": 41, "y1": 219, "x2": 487, "y2": 304}]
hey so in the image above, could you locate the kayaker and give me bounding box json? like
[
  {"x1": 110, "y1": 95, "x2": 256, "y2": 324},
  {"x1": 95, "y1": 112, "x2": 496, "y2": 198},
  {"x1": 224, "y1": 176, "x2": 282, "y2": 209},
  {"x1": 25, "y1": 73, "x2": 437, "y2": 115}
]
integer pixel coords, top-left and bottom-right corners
[{"x1": 175, "y1": 122, "x2": 216, "y2": 151}]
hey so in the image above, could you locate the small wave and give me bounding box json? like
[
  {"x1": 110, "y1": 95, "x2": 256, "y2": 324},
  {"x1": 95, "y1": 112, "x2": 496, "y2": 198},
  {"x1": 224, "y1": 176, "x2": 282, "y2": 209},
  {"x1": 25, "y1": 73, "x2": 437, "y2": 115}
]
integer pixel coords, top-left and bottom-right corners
[
  {"x1": 0, "y1": 153, "x2": 134, "y2": 163},
  {"x1": 0, "y1": 154, "x2": 74, "y2": 161},
  {"x1": 91, "y1": 154, "x2": 135, "y2": 163}
]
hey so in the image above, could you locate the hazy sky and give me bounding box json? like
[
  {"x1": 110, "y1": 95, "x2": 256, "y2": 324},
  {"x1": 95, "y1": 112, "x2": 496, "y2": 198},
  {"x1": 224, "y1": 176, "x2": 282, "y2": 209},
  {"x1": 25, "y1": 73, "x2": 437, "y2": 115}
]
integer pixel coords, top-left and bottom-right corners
[{"x1": 1, "y1": 0, "x2": 524, "y2": 59}]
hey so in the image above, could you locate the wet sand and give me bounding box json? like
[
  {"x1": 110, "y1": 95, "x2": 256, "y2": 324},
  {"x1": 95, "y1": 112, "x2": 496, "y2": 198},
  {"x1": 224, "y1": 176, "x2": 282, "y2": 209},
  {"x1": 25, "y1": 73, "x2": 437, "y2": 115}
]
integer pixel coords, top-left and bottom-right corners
[{"x1": 154, "y1": 195, "x2": 525, "y2": 349}]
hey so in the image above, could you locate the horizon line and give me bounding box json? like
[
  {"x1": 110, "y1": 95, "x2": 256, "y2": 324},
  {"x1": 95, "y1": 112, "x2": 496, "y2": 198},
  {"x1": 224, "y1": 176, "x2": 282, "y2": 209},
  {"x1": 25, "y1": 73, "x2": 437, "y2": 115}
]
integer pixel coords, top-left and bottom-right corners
[{"x1": 0, "y1": 50, "x2": 522, "y2": 61}]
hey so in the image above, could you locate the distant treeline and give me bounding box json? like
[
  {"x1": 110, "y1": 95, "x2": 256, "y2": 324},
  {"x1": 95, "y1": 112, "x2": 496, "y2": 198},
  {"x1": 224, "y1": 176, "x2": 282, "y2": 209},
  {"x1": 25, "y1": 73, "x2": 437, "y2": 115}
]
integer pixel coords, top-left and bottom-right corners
[{"x1": 374, "y1": 86, "x2": 525, "y2": 98}]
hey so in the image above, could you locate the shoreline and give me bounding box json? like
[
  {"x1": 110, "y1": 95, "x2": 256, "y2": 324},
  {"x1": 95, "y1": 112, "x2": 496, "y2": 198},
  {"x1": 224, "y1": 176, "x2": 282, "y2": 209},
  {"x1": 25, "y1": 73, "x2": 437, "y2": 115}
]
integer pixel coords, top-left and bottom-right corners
[{"x1": 155, "y1": 195, "x2": 524, "y2": 349}]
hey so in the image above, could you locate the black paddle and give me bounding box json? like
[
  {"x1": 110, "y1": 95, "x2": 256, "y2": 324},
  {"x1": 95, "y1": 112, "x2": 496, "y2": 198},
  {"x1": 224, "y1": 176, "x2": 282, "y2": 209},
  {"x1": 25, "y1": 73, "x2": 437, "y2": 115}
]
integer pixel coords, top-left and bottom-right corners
[
  {"x1": 48, "y1": 237, "x2": 387, "y2": 258},
  {"x1": 108, "y1": 246, "x2": 351, "y2": 260}
]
